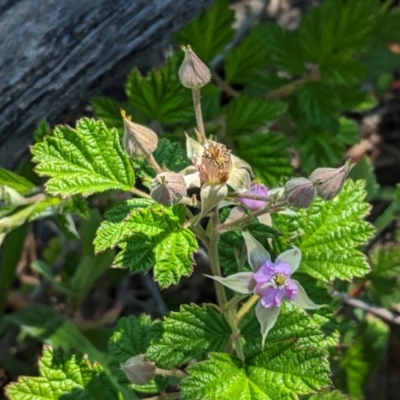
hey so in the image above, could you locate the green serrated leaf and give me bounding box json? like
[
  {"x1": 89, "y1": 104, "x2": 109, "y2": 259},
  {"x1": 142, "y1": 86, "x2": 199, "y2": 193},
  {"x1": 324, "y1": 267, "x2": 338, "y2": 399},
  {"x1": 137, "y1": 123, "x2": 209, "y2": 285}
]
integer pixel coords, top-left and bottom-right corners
[
  {"x1": 320, "y1": 56, "x2": 366, "y2": 86},
  {"x1": 6, "y1": 346, "x2": 119, "y2": 400},
  {"x1": 0, "y1": 167, "x2": 36, "y2": 195},
  {"x1": 349, "y1": 156, "x2": 379, "y2": 201},
  {"x1": 103, "y1": 204, "x2": 197, "y2": 288},
  {"x1": 226, "y1": 96, "x2": 287, "y2": 137},
  {"x1": 265, "y1": 24, "x2": 305, "y2": 75},
  {"x1": 94, "y1": 199, "x2": 155, "y2": 253},
  {"x1": 181, "y1": 342, "x2": 330, "y2": 400},
  {"x1": 146, "y1": 304, "x2": 231, "y2": 368},
  {"x1": 308, "y1": 389, "x2": 349, "y2": 400},
  {"x1": 298, "y1": 82, "x2": 340, "y2": 135},
  {"x1": 175, "y1": 0, "x2": 235, "y2": 63},
  {"x1": 236, "y1": 132, "x2": 292, "y2": 186},
  {"x1": 369, "y1": 242, "x2": 400, "y2": 279},
  {"x1": 91, "y1": 96, "x2": 125, "y2": 131},
  {"x1": 297, "y1": 117, "x2": 360, "y2": 174},
  {"x1": 300, "y1": 0, "x2": 378, "y2": 63},
  {"x1": 273, "y1": 180, "x2": 374, "y2": 282},
  {"x1": 225, "y1": 24, "x2": 270, "y2": 84},
  {"x1": 34, "y1": 118, "x2": 52, "y2": 143},
  {"x1": 31, "y1": 118, "x2": 134, "y2": 197},
  {"x1": 126, "y1": 54, "x2": 192, "y2": 124}
]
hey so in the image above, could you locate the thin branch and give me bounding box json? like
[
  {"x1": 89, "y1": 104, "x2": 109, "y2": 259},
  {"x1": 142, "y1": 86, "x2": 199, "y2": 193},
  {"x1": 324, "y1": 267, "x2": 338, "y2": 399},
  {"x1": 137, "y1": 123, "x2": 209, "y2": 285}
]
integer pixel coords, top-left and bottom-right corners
[
  {"x1": 192, "y1": 88, "x2": 206, "y2": 144},
  {"x1": 332, "y1": 291, "x2": 400, "y2": 325},
  {"x1": 211, "y1": 70, "x2": 240, "y2": 98},
  {"x1": 130, "y1": 186, "x2": 151, "y2": 199}
]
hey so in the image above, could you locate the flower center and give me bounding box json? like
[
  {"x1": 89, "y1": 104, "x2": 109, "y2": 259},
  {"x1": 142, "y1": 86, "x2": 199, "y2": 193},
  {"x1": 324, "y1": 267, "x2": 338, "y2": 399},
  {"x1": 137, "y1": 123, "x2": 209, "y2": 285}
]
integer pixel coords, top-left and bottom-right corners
[
  {"x1": 199, "y1": 143, "x2": 232, "y2": 184},
  {"x1": 273, "y1": 273, "x2": 287, "y2": 288}
]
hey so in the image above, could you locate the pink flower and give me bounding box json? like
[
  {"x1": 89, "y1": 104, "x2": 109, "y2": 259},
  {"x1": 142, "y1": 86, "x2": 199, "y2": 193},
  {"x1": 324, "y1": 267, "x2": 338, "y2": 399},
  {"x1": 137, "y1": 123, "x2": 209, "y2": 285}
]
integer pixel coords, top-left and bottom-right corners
[{"x1": 237, "y1": 183, "x2": 269, "y2": 211}]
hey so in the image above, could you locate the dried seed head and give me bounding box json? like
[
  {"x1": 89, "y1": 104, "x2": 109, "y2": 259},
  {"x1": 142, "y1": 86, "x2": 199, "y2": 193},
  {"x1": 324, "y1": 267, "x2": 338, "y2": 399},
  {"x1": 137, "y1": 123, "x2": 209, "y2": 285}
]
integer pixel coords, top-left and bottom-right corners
[
  {"x1": 178, "y1": 45, "x2": 211, "y2": 89},
  {"x1": 284, "y1": 177, "x2": 317, "y2": 208},
  {"x1": 198, "y1": 142, "x2": 232, "y2": 184},
  {"x1": 151, "y1": 172, "x2": 186, "y2": 206},
  {"x1": 309, "y1": 160, "x2": 354, "y2": 200},
  {"x1": 120, "y1": 355, "x2": 155, "y2": 385},
  {"x1": 122, "y1": 110, "x2": 158, "y2": 157}
]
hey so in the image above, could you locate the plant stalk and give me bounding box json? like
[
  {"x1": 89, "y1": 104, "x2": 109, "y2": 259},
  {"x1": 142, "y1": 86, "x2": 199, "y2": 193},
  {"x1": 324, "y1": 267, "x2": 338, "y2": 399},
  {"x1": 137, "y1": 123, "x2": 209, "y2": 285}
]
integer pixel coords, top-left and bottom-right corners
[
  {"x1": 235, "y1": 294, "x2": 259, "y2": 325},
  {"x1": 192, "y1": 88, "x2": 206, "y2": 144}
]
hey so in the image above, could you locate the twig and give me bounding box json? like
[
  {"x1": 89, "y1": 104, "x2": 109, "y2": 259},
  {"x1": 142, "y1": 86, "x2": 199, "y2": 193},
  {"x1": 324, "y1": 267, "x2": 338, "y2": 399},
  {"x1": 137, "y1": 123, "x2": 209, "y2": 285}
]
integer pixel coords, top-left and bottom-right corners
[
  {"x1": 146, "y1": 153, "x2": 163, "y2": 174},
  {"x1": 192, "y1": 88, "x2": 206, "y2": 144},
  {"x1": 130, "y1": 186, "x2": 151, "y2": 199},
  {"x1": 211, "y1": 70, "x2": 240, "y2": 98},
  {"x1": 332, "y1": 291, "x2": 400, "y2": 325}
]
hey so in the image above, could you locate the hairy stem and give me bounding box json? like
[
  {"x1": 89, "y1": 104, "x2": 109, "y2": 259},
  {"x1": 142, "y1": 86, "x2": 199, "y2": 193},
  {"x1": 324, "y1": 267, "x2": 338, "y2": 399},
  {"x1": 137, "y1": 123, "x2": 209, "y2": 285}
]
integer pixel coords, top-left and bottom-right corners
[
  {"x1": 155, "y1": 367, "x2": 187, "y2": 379},
  {"x1": 208, "y1": 209, "x2": 227, "y2": 309},
  {"x1": 130, "y1": 186, "x2": 151, "y2": 199},
  {"x1": 235, "y1": 294, "x2": 259, "y2": 325},
  {"x1": 146, "y1": 153, "x2": 163, "y2": 174},
  {"x1": 212, "y1": 70, "x2": 240, "y2": 98},
  {"x1": 192, "y1": 88, "x2": 206, "y2": 144}
]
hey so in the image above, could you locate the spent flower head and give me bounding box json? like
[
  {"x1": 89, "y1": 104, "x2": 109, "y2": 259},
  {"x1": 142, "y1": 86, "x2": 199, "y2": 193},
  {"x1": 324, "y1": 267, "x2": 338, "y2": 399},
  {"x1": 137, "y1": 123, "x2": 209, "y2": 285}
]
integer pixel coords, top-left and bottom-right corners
[
  {"x1": 184, "y1": 134, "x2": 252, "y2": 217},
  {"x1": 206, "y1": 232, "x2": 321, "y2": 347}
]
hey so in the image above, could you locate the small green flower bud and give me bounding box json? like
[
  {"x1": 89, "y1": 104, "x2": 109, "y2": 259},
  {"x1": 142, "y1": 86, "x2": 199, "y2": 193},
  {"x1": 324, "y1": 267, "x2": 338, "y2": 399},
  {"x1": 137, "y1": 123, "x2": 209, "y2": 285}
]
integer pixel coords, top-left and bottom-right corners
[
  {"x1": 309, "y1": 160, "x2": 354, "y2": 200},
  {"x1": 151, "y1": 172, "x2": 186, "y2": 206},
  {"x1": 284, "y1": 177, "x2": 317, "y2": 208},
  {"x1": 120, "y1": 355, "x2": 155, "y2": 385},
  {"x1": 122, "y1": 110, "x2": 158, "y2": 157},
  {"x1": 178, "y1": 45, "x2": 211, "y2": 89}
]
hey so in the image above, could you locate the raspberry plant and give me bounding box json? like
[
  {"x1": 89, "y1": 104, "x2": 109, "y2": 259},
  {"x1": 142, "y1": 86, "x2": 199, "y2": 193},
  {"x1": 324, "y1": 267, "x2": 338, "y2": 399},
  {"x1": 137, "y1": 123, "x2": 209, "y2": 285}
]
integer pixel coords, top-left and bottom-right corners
[{"x1": 2, "y1": 0, "x2": 400, "y2": 399}]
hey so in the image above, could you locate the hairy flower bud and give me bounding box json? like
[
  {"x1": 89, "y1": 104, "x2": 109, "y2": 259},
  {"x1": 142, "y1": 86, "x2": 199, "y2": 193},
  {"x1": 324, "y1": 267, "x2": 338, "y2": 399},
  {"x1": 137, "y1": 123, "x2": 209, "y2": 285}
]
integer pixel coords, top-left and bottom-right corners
[
  {"x1": 309, "y1": 160, "x2": 354, "y2": 200},
  {"x1": 151, "y1": 172, "x2": 186, "y2": 206},
  {"x1": 178, "y1": 45, "x2": 211, "y2": 89},
  {"x1": 122, "y1": 110, "x2": 158, "y2": 157},
  {"x1": 284, "y1": 177, "x2": 317, "y2": 208},
  {"x1": 120, "y1": 355, "x2": 155, "y2": 385}
]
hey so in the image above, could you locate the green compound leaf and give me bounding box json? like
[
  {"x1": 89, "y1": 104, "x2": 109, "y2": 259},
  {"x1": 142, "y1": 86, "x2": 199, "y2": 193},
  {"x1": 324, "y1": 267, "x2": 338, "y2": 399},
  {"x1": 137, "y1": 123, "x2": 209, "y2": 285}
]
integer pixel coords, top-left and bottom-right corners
[
  {"x1": 6, "y1": 346, "x2": 119, "y2": 400},
  {"x1": 126, "y1": 54, "x2": 192, "y2": 124},
  {"x1": 0, "y1": 167, "x2": 36, "y2": 195},
  {"x1": 31, "y1": 118, "x2": 134, "y2": 197},
  {"x1": 273, "y1": 180, "x2": 374, "y2": 282},
  {"x1": 108, "y1": 204, "x2": 197, "y2": 288},
  {"x1": 132, "y1": 138, "x2": 190, "y2": 183},
  {"x1": 226, "y1": 95, "x2": 287, "y2": 137},
  {"x1": 181, "y1": 343, "x2": 330, "y2": 400},
  {"x1": 225, "y1": 24, "x2": 270, "y2": 84},
  {"x1": 297, "y1": 117, "x2": 360, "y2": 174},
  {"x1": 300, "y1": 0, "x2": 378, "y2": 63},
  {"x1": 236, "y1": 132, "x2": 292, "y2": 186},
  {"x1": 175, "y1": 0, "x2": 234, "y2": 63},
  {"x1": 298, "y1": 81, "x2": 340, "y2": 135},
  {"x1": 146, "y1": 304, "x2": 231, "y2": 368},
  {"x1": 320, "y1": 56, "x2": 367, "y2": 86},
  {"x1": 91, "y1": 96, "x2": 125, "y2": 131}
]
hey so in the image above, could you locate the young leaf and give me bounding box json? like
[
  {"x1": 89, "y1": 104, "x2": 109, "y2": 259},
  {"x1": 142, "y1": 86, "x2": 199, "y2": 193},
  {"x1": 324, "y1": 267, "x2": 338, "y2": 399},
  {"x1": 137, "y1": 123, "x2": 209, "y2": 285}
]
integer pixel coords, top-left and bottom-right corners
[
  {"x1": 236, "y1": 132, "x2": 292, "y2": 186},
  {"x1": 0, "y1": 167, "x2": 36, "y2": 195},
  {"x1": 125, "y1": 55, "x2": 192, "y2": 124},
  {"x1": 94, "y1": 199, "x2": 155, "y2": 253},
  {"x1": 320, "y1": 56, "x2": 367, "y2": 86},
  {"x1": 175, "y1": 0, "x2": 235, "y2": 63},
  {"x1": 225, "y1": 95, "x2": 287, "y2": 137},
  {"x1": 298, "y1": 81, "x2": 340, "y2": 135},
  {"x1": 181, "y1": 344, "x2": 330, "y2": 400},
  {"x1": 31, "y1": 118, "x2": 134, "y2": 197},
  {"x1": 6, "y1": 346, "x2": 119, "y2": 400},
  {"x1": 146, "y1": 304, "x2": 231, "y2": 368},
  {"x1": 112, "y1": 204, "x2": 198, "y2": 288},
  {"x1": 273, "y1": 180, "x2": 374, "y2": 282},
  {"x1": 91, "y1": 96, "x2": 125, "y2": 131},
  {"x1": 225, "y1": 24, "x2": 270, "y2": 84}
]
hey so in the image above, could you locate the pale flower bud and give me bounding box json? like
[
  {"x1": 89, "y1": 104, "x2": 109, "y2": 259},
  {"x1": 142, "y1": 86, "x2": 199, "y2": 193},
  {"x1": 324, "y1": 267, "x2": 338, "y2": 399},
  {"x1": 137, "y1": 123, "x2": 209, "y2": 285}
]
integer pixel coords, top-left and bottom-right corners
[
  {"x1": 151, "y1": 172, "x2": 186, "y2": 206},
  {"x1": 284, "y1": 177, "x2": 317, "y2": 208},
  {"x1": 178, "y1": 45, "x2": 211, "y2": 89},
  {"x1": 122, "y1": 110, "x2": 158, "y2": 157},
  {"x1": 120, "y1": 355, "x2": 155, "y2": 385},
  {"x1": 309, "y1": 160, "x2": 354, "y2": 200}
]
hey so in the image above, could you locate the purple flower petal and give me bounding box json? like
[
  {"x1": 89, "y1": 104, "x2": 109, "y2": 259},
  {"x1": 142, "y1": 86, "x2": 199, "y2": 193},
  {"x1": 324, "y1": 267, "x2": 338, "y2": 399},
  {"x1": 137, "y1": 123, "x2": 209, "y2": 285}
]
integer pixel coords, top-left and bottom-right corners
[
  {"x1": 237, "y1": 183, "x2": 269, "y2": 211},
  {"x1": 252, "y1": 261, "x2": 275, "y2": 284},
  {"x1": 272, "y1": 261, "x2": 292, "y2": 276}
]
